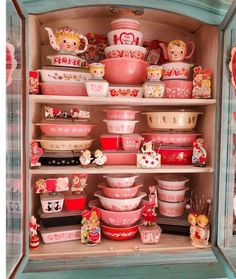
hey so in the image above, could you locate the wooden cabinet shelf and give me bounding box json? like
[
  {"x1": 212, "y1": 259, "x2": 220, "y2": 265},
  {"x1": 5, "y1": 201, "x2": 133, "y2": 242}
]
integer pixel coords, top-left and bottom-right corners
[
  {"x1": 30, "y1": 165, "x2": 214, "y2": 175},
  {"x1": 29, "y1": 95, "x2": 216, "y2": 106}
]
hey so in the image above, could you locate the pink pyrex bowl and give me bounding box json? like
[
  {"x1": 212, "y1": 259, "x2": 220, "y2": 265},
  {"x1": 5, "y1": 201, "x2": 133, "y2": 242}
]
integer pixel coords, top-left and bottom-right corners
[
  {"x1": 35, "y1": 121, "x2": 94, "y2": 137},
  {"x1": 103, "y1": 174, "x2": 138, "y2": 188},
  {"x1": 98, "y1": 183, "x2": 143, "y2": 199},
  {"x1": 101, "y1": 58, "x2": 149, "y2": 84},
  {"x1": 89, "y1": 199, "x2": 144, "y2": 227},
  {"x1": 162, "y1": 62, "x2": 194, "y2": 80},
  {"x1": 101, "y1": 224, "x2": 139, "y2": 240},
  {"x1": 163, "y1": 80, "x2": 193, "y2": 98},
  {"x1": 157, "y1": 187, "x2": 189, "y2": 202},
  {"x1": 104, "y1": 119, "x2": 138, "y2": 134},
  {"x1": 142, "y1": 132, "x2": 200, "y2": 146},
  {"x1": 94, "y1": 191, "x2": 146, "y2": 212},
  {"x1": 104, "y1": 45, "x2": 147, "y2": 60},
  {"x1": 158, "y1": 199, "x2": 185, "y2": 217},
  {"x1": 103, "y1": 108, "x2": 139, "y2": 120},
  {"x1": 121, "y1": 134, "x2": 143, "y2": 151},
  {"x1": 111, "y1": 18, "x2": 140, "y2": 30},
  {"x1": 40, "y1": 82, "x2": 87, "y2": 96},
  {"x1": 154, "y1": 174, "x2": 189, "y2": 190},
  {"x1": 107, "y1": 29, "x2": 143, "y2": 46}
]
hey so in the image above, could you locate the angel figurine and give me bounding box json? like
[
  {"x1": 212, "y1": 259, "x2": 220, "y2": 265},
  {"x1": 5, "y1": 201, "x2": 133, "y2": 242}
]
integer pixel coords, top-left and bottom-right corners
[
  {"x1": 29, "y1": 216, "x2": 40, "y2": 249},
  {"x1": 79, "y1": 150, "x2": 93, "y2": 167},
  {"x1": 93, "y1": 149, "x2": 107, "y2": 167},
  {"x1": 30, "y1": 141, "x2": 43, "y2": 168}
]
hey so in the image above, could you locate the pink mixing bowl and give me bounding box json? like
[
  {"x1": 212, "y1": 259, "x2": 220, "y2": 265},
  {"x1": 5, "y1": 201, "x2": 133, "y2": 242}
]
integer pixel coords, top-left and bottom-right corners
[
  {"x1": 157, "y1": 187, "x2": 189, "y2": 202},
  {"x1": 103, "y1": 108, "x2": 139, "y2": 120},
  {"x1": 89, "y1": 199, "x2": 144, "y2": 227},
  {"x1": 101, "y1": 58, "x2": 149, "y2": 84},
  {"x1": 158, "y1": 200, "x2": 185, "y2": 217},
  {"x1": 154, "y1": 174, "x2": 189, "y2": 190},
  {"x1": 98, "y1": 183, "x2": 143, "y2": 199},
  {"x1": 101, "y1": 224, "x2": 139, "y2": 240},
  {"x1": 103, "y1": 174, "x2": 138, "y2": 188}
]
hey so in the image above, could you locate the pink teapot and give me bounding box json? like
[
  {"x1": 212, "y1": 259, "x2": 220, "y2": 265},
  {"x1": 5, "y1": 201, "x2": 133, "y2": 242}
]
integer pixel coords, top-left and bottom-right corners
[
  {"x1": 45, "y1": 26, "x2": 88, "y2": 55},
  {"x1": 159, "y1": 40, "x2": 195, "y2": 62}
]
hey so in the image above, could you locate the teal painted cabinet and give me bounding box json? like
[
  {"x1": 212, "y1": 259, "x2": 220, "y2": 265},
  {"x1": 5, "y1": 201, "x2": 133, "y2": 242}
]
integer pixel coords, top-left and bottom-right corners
[{"x1": 5, "y1": 0, "x2": 236, "y2": 278}]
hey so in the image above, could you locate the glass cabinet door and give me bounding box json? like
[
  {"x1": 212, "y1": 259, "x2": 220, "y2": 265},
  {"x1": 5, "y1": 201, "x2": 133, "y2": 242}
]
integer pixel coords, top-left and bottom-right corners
[
  {"x1": 216, "y1": 2, "x2": 236, "y2": 278},
  {"x1": 6, "y1": 0, "x2": 26, "y2": 278}
]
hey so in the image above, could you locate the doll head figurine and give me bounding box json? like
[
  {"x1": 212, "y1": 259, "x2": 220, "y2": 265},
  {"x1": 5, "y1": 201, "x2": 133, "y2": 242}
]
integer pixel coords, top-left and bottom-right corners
[
  {"x1": 146, "y1": 65, "x2": 162, "y2": 81},
  {"x1": 45, "y1": 26, "x2": 88, "y2": 55},
  {"x1": 160, "y1": 39, "x2": 195, "y2": 62},
  {"x1": 89, "y1": 63, "x2": 105, "y2": 80}
]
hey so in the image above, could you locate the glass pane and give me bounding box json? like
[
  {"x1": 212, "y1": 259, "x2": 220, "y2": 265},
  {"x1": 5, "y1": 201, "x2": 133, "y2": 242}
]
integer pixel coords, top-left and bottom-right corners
[{"x1": 6, "y1": 0, "x2": 23, "y2": 277}]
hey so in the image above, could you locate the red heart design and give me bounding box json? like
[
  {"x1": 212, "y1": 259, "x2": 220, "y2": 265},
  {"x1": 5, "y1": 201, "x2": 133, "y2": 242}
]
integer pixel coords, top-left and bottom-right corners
[
  {"x1": 119, "y1": 32, "x2": 135, "y2": 45},
  {"x1": 89, "y1": 231, "x2": 100, "y2": 242}
]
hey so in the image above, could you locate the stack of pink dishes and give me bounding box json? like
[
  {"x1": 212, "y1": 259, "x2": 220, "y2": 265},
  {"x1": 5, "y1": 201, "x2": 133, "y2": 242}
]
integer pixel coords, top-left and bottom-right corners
[
  {"x1": 154, "y1": 174, "x2": 189, "y2": 217},
  {"x1": 102, "y1": 18, "x2": 148, "y2": 90},
  {"x1": 90, "y1": 174, "x2": 146, "y2": 240},
  {"x1": 101, "y1": 107, "x2": 143, "y2": 164},
  {"x1": 142, "y1": 110, "x2": 203, "y2": 165},
  {"x1": 39, "y1": 67, "x2": 91, "y2": 96}
]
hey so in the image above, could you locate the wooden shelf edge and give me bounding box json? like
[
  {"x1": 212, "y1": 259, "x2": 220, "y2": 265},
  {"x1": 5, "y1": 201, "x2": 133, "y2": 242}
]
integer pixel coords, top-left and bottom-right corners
[
  {"x1": 29, "y1": 95, "x2": 216, "y2": 106},
  {"x1": 30, "y1": 165, "x2": 214, "y2": 174}
]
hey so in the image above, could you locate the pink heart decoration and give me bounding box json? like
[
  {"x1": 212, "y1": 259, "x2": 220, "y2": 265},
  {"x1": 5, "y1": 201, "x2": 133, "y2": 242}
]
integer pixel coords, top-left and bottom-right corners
[{"x1": 119, "y1": 32, "x2": 135, "y2": 45}]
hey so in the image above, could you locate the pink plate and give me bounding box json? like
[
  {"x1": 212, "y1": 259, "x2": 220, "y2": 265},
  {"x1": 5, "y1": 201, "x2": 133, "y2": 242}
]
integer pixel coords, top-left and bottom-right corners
[
  {"x1": 101, "y1": 58, "x2": 149, "y2": 84},
  {"x1": 40, "y1": 82, "x2": 87, "y2": 96},
  {"x1": 142, "y1": 132, "x2": 200, "y2": 146},
  {"x1": 89, "y1": 199, "x2": 144, "y2": 227},
  {"x1": 101, "y1": 224, "x2": 139, "y2": 240}
]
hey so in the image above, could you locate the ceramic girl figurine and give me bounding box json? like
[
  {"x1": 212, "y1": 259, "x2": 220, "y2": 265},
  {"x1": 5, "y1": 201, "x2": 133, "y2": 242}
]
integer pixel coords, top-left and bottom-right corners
[
  {"x1": 79, "y1": 150, "x2": 93, "y2": 167},
  {"x1": 93, "y1": 149, "x2": 107, "y2": 167},
  {"x1": 160, "y1": 40, "x2": 195, "y2": 62},
  {"x1": 146, "y1": 65, "x2": 162, "y2": 81},
  {"x1": 192, "y1": 138, "x2": 207, "y2": 167},
  {"x1": 191, "y1": 214, "x2": 210, "y2": 248},
  {"x1": 71, "y1": 174, "x2": 88, "y2": 195},
  {"x1": 187, "y1": 212, "x2": 197, "y2": 242},
  {"x1": 30, "y1": 141, "x2": 44, "y2": 168},
  {"x1": 192, "y1": 66, "x2": 212, "y2": 99},
  {"x1": 137, "y1": 141, "x2": 161, "y2": 168},
  {"x1": 149, "y1": 186, "x2": 158, "y2": 208},
  {"x1": 89, "y1": 63, "x2": 105, "y2": 80},
  {"x1": 29, "y1": 216, "x2": 40, "y2": 249},
  {"x1": 45, "y1": 26, "x2": 88, "y2": 55}
]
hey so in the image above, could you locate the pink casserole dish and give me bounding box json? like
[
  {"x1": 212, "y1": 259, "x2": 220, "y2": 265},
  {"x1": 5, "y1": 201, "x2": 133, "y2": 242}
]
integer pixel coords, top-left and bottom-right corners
[
  {"x1": 158, "y1": 200, "x2": 185, "y2": 217},
  {"x1": 157, "y1": 187, "x2": 189, "y2": 202},
  {"x1": 89, "y1": 199, "x2": 144, "y2": 227},
  {"x1": 163, "y1": 80, "x2": 193, "y2": 98},
  {"x1": 103, "y1": 108, "x2": 139, "y2": 120},
  {"x1": 154, "y1": 174, "x2": 189, "y2": 190},
  {"x1": 103, "y1": 152, "x2": 137, "y2": 165},
  {"x1": 40, "y1": 82, "x2": 87, "y2": 96},
  {"x1": 104, "y1": 119, "x2": 138, "y2": 134},
  {"x1": 35, "y1": 120, "x2": 94, "y2": 137},
  {"x1": 121, "y1": 134, "x2": 143, "y2": 151},
  {"x1": 142, "y1": 132, "x2": 200, "y2": 146},
  {"x1": 101, "y1": 58, "x2": 149, "y2": 84},
  {"x1": 156, "y1": 146, "x2": 193, "y2": 165}
]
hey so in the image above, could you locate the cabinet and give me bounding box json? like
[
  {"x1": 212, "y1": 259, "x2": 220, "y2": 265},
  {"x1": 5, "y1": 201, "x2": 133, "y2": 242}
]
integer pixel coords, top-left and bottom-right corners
[{"x1": 6, "y1": 0, "x2": 236, "y2": 278}]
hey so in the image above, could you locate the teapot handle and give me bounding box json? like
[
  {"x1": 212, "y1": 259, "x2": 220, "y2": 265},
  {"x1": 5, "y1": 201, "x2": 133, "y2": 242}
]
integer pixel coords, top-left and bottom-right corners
[
  {"x1": 184, "y1": 41, "x2": 195, "y2": 59},
  {"x1": 76, "y1": 35, "x2": 88, "y2": 54}
]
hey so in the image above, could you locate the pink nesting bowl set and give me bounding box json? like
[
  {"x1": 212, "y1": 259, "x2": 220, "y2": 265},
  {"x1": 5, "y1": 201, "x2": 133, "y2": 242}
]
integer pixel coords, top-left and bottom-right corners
[
  {"x1": 154, "y1": 174, "x2": 189, "y2": 217},
  {"x1": 103, "y1": 18, "x2": 149, "y2": 86},
  {"x1": 92, "y1": 173, "x2": 146, "y2": 240}
]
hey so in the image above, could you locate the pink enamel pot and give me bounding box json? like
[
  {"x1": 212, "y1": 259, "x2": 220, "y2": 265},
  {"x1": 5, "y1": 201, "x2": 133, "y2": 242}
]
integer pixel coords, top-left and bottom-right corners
[
  {"x1": 103, "y1": 108, "x2": 139, "y2": 120},
  {"x1": 101, "y1": 58, "x2": 149, "y2": 84},
  {"x1": 98, "y1": 183, "x2": 143, "y2": 199},
  {"x1": 89, "y1": 199, "x2": 144, "y2": 227},
  {"x1": 157, "y1": 187, "x2": 189, "y2": 202}
]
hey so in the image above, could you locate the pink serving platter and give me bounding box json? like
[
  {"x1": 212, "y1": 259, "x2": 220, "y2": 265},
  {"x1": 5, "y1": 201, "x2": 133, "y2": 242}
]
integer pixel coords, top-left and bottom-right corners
[
  {"x1": 40, "y1": 82, "x2": 87, "y2": 96},
  {"x1": 35, "y1": 120, "x2": 94, "y2": 137}
]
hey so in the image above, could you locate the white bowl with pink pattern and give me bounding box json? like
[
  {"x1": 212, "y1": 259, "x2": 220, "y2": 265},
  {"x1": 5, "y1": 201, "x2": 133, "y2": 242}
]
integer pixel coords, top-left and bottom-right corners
[
  {"x1": 103, "y1": 107, "x2": 139, "y2": 120},
  {"x1": 158, "y1": 199, "x2": 185, "y2": 217},
  {"x1": 157, "y1": 187, "x2": 189, "y2": 202},
  {"x1": 107, "y1": 29, "x2": 143, "y2": 46},
  {"x1": 94, "y1": 191, "x2": 146, "y2": 212},
  {"x1": 103, "y1": 119, "x2": 138, "y2": 134},
  {"x1": 103, "y1": 174, "x2": 138, "y2": 188}
]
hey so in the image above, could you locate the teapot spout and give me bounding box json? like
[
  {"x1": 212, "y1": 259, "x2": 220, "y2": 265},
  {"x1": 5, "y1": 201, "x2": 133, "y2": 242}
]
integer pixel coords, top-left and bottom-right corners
[
  {"x1": 45, "y1": 27, "x2": 60, "y2": 51},
  {"x1": 159, "y1": 42, "x2": 169, "y2": 60}
]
